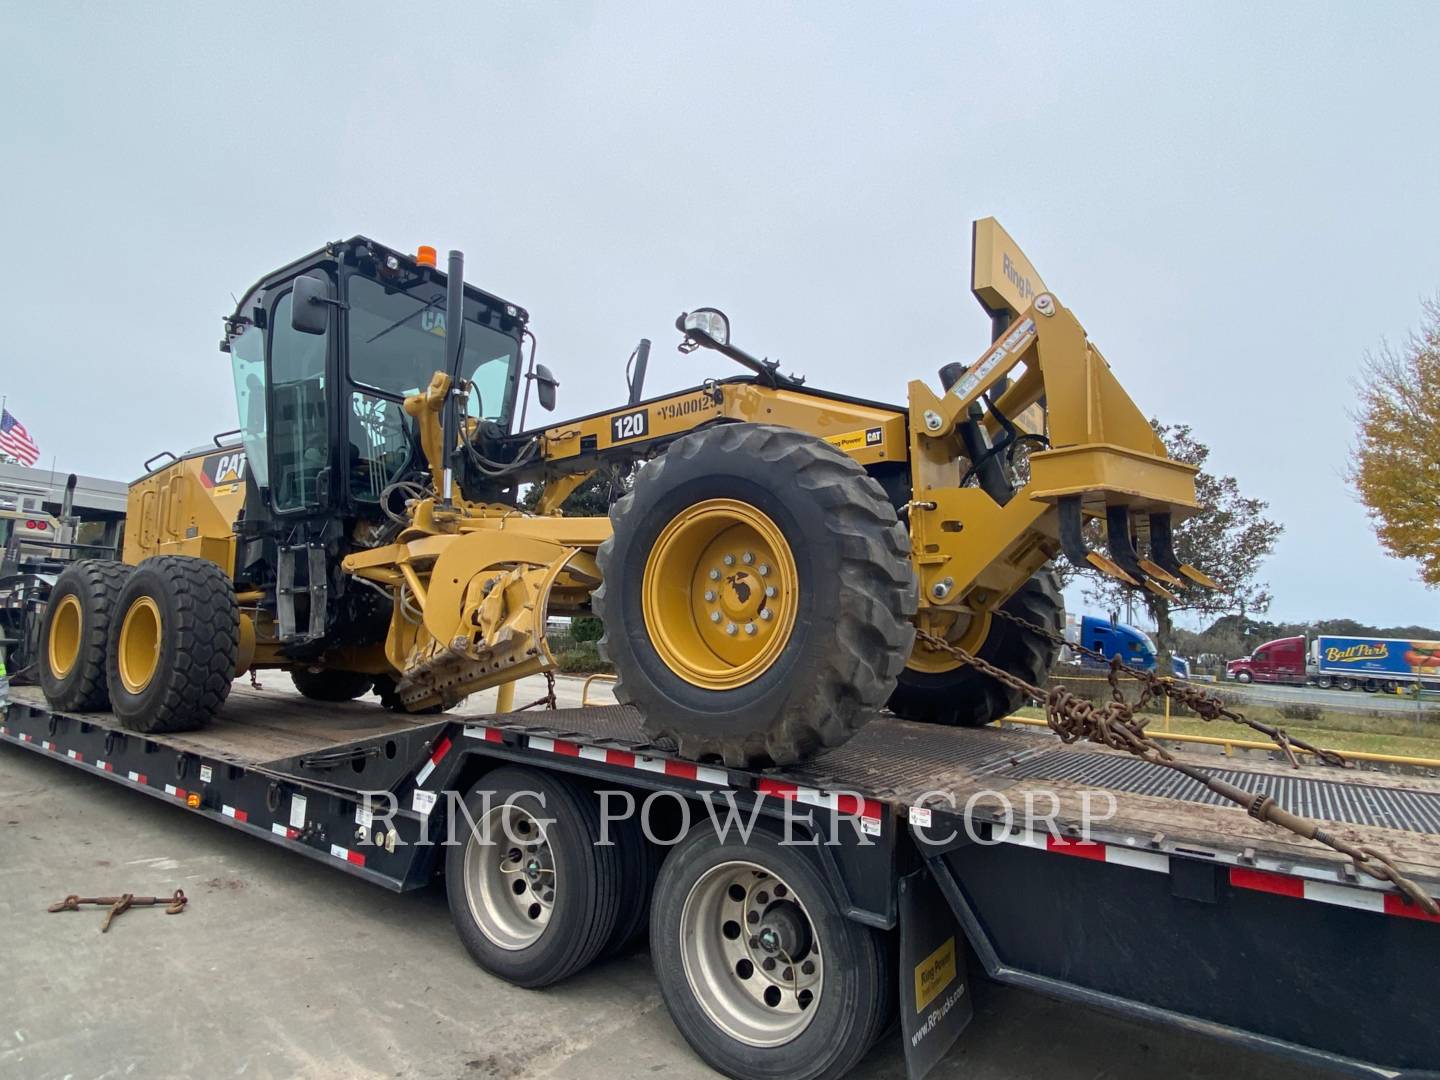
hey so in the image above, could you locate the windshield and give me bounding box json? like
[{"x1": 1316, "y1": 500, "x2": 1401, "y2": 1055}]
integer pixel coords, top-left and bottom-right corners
[{"x1": 346, "y1": 274, "x2": 520, "y2": 424}]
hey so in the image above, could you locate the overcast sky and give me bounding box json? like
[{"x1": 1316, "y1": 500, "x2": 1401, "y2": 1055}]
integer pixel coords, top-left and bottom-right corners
[{"x1": 2, "y1": 3, "x2": 1437, "y2": 629}]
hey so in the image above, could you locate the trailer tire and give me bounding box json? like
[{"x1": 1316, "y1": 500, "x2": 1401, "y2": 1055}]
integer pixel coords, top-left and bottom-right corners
[
  {"x1": 596, "y1": 423, "x2": 916, "y2": 767},
  {"x1": 38, "y1": 560, "x2": 132, "y2": 711},
  {"x1": 1316, "y1": 676, "x2": 1333, "y2": 689},
  {"x1": 291, "y1": 668, "x2": 374, "y2": 702},
  {"x1": 1338, "y1": 677, "x2": 1355, "y2": 691},
  {"x1": 650, "y1": 827, "x2": 890, "y2": 1080},
  {"x1": 446, "y1": 766, "x2": 622, "y2": 988},
  {"x1": 888, "y1": 567, "x2": 1062, "y2": 727},
  {"x1": 603, "y1": 808, "x2": 663, "y2": 957},
  {"x1": 106, "y1": 556, "x2": 238, "y2": 733}
]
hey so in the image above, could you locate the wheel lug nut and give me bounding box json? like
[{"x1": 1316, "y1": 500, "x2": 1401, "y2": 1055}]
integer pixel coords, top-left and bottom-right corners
[
  {"x1": 710, "y1": 611, "x2": 722, "y2": 623},
  {"x1": 723, "y1": 553, "x2": 736, "y2": 566},
  {"x1": 725, "y1": 622, "x2": 737, "y2": 636},
  {"x1": 742, "y1": 551, "x2": 754, "y2": 564},
  {"x1": 749, "y1": 936, "x2": 761, "y2": 949},
  {"x1": 704, "y1": 590, "x2": 717, "y2": 602},
  {"x1": 709, "y1": 568, "x2": 721, "y2": 581},
  {"x1": 801, "y1": 960, "x2": 814, "y2": 975},
  {"x1": 745, "y1": 623, "x2": 757, "y2": 635},
  {"x1": 762, "y1": 957, "x2": 776, "y2": 971},
  {"x1": 760, "y1": 609, "x2": 773, "y2": 621},
  {"x1": 764, "y1": 586, "x2": 777, "y2": 598},
  {"x1": 758, "y1": 564, "x2": 770, "y2": 576},
  {"x1": 782, "y1": 966, "x2": 793, "y2": 981}
]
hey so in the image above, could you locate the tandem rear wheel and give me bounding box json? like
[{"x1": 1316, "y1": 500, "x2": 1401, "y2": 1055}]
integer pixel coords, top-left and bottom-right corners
[
  {"x1": 444, "y1": 767, "x2": 657, "y2": 988},
  {"x1": 648, "y1": 827, "x2": 893, "y2": 1080}
]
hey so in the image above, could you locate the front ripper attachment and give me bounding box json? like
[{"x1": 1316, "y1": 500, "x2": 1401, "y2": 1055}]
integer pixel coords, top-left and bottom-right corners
[
  {"x1": 1105, "y1": 506, "x2": 1176, "y2": 603},
  {"x1": 1058, "y1": 496, "x2": 1138, "y2": 586},
  {"x1": 1148, "y1": 512, "x2": 1218, "y2": 590}
]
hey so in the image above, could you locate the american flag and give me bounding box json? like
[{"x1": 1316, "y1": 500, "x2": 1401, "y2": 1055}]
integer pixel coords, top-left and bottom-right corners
[{"x1": 0, "y1": 409, "x2": 40, "y2": 466}]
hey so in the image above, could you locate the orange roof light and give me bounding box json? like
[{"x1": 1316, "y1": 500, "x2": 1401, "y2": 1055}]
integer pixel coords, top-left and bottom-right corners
[{"x1": 416, "y1": 245, "x2": 437, "y2": 268}]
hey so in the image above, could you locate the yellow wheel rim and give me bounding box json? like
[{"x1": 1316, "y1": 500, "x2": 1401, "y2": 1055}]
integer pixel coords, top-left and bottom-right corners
[
  {"x1": 642, "y1": 499, "x2": 798, "y2": 690},
  {"x1": 118, "y1": 596, "x2": 162, "y2": 695},
  {"x1": 906, "y1": 609, "x2": 991, "y2": 675},
  {"x1": 48, "y1": 594, "x2": 84, "y2": 679}
]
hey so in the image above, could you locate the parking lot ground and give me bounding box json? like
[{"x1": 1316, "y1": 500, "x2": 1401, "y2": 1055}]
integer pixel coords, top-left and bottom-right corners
[{"x1": 1, "y1": 686, "x2": 1326, "y2": 1080}]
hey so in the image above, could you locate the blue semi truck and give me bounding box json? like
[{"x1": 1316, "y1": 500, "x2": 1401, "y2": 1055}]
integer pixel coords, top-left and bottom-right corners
[{"x1": 1062, "y1": 613, "x2": 1190, "y2": 677}]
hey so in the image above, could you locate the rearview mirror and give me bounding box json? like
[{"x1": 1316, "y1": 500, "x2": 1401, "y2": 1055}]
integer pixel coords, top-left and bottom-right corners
[
  {"x1": 534, "y1": 363, "x2": 559, "y2": 412},
  {"x1": 291, "y1": 272, "x2": 334, "y2": 336}
]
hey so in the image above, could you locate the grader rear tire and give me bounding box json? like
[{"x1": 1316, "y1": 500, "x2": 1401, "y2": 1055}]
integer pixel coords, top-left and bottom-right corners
[
  {"x1": 887, "y1": 567, "x2": 1063, "y2": 727},
  {"x1": 291, "y1": 668, "x2": 374, "y2": 702},
  {"x1": 106, "y1": 556, "x2": 239, "y2": 734},
  {"x1": 595, "y1": 423, "x2": 916, "y2": 767},
  {"x1": 38, "y1": 560, "x2": 132, "y2": 711}
]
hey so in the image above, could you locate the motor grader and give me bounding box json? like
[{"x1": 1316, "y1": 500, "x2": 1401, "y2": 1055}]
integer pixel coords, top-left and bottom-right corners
[{"x1": 35, "y1": 221, "x2": 1209, "y2": 766}]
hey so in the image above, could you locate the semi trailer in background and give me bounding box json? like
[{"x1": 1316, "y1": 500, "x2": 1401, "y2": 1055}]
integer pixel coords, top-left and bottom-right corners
[{"x1": 1226, "y1": 634, "x2": 1440, "y2": 692}]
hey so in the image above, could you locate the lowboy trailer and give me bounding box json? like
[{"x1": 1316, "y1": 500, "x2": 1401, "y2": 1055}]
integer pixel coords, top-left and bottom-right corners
[{"x1": 3, "y1": 682, "x2": 1438, "y2": 1079}]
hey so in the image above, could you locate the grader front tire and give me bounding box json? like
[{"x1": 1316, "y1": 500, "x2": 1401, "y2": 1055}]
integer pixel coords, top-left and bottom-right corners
[
  {"x1": 595, "y1": 424, "x2": 916, "y2": 767},
  {"x1": 106, "y1": 556, "x2": 239, "y2": 734},
  {"x1": 888, "y1": 567, "x2": 1063, "y2": 727}
]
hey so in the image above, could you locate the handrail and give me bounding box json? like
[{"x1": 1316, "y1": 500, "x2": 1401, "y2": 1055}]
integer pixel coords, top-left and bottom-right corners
[{"x1": 581, "y1": 673, "x2": 617, "y2": 707}]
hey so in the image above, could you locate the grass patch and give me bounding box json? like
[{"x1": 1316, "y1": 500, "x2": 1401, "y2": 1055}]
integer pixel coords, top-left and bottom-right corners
[{"x1": 1012, "y1": 702, "x2": 1440, "y2": 761}]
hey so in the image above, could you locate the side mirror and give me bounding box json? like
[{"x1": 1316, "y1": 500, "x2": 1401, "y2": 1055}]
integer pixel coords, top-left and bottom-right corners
[
  {"x1": 676, "y1": 308, "x2": 730, "y2": 353},
  {"x1": 534, "y1": 363, "x2": 559, "y2": 412},
  {"x1": 291, "y1": 272, "x2": 334, "y2": 336}
]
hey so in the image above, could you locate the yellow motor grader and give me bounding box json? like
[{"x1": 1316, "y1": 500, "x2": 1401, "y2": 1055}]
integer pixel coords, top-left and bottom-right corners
[{"x1": 36, "y1": 221, "x2": 1209, "y2": 765}]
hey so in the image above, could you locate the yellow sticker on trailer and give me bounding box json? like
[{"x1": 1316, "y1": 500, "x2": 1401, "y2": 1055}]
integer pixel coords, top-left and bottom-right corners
[{"x1": 914, "y1": 935, "x2": 957, "y2": 1011}]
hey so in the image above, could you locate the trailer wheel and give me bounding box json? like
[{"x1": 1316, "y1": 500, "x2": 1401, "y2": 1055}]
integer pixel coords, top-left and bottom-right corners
[
  {"x1": 38, "y1": 560, "x2": 132, "y2": 711},
  {"x1": 106, "y1": 556, "x2": 238, "y2": 733},
  {"x1": 446, "y1": 766, "x2": 622, "y2": 988},
  {"x1": 291, "y1": 668, "x2": 374, "y2": 702},
  {"x1": 650, "y1": 828, "x2": 890, "y2": 1080},
  {"x1": 1338, "y1": 676, "x2": 1356, "y2": 691},
  {"x1": 888, "y1": 567, "x2": 1062, "y2": 727},
  {"x1": 596, "y1": 423, "x2": 916, "y2": 767},
  {"x1": 1316, "y1": 676, "x2": 1333, "y2": 689}
]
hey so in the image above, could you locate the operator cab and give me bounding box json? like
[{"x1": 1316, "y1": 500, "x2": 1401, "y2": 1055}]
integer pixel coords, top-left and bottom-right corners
[{"x1": 221, "y1": 238, "x2": 534, "y2": 523}]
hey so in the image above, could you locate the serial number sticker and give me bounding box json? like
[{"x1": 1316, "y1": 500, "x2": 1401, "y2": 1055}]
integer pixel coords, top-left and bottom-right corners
[
  {"x1": 356, "y1": 804, "x2": 373, "y2": 828},
  {"x1": 289, "y1": 794, "x2": 308, "y2": 829},
  {"x1": 824, "y1": 426, "x2": 885, "y2": 453},
  {"x1": 909, "y1": 806, "x2": 933, "y2": 828},
  {"x1": 654, "y1": 394, "x2": 716, "y2": 423},
  {"x1": 914, "y1": 935, "x2": 957, "y2": 1012},
  {"x1": 412, "y1": 790, "x2": 438, "y2": 816},
  {"x1": 199, "y1": 765, "x2": 213, "y2": 784},
  {"x1": 610, "y1": 409, "x2": 649, "y2": 443}
]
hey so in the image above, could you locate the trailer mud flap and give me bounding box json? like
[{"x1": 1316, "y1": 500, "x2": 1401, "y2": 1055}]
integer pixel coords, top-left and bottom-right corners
[{"x1": 898, "y1": 869, "x2": 972, "y2": 1079}]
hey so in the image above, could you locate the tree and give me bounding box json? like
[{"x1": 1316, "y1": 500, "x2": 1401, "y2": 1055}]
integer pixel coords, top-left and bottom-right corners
[
  {"x1": 1071, "y1": 421, "x2": 1282, "y2": 666},
  {"x1": 1349, "y1": 298, "x2": 1440, "y2": 588},
  {"x1": 518, "y1": 466, "x2": 634, "y2": 517}
]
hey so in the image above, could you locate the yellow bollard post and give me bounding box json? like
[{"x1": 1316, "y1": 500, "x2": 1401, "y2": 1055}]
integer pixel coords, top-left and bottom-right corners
[
  {"x1": 495, "y1": 680, "x2": 517, "y2": 713},
  {"x1": 1164, "y1": 695, "x2": 1171, "y2": 734}
]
